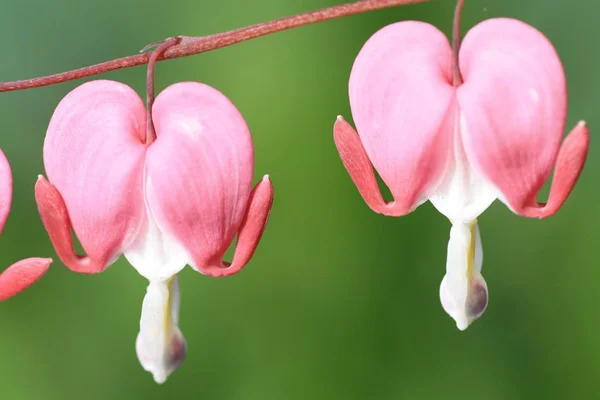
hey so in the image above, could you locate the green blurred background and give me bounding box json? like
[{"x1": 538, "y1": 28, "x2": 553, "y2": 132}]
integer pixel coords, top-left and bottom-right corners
[{"x1": 0, "y1": 0, "x2": 598, "y2": 398}]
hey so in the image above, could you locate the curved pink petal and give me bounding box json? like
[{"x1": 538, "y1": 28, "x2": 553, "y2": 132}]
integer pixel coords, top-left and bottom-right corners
[
  {"x1": 519, "y1": 122, "x2": 589, "y2": 218},
  {"x1": 333, "y1": 117, "x2": 409, "y2": 216},
  {"x1": 349, "y1": 21, "x2": 455, "y2": 212},
  {"x1": 224, "y1": 175, "x2": 274, "y2": 276},
  {"x1": 36, "y1": 176, "x2": 106, "y2": 273},
  {"x1": 145, "y1": 82, "x2": 254, "y2": 275},
  {"x1": 43, "y1": 80, "x2": 146, "y2": 272},
  {"x1": 0, "y1": 149, "x2": 12, "y2": 234},
  {"x1": 457, "y1": 18, "x2": 579, "y2": 217},
  {"x1": 0, "y1": 258, "x2": 51, "y2": 302}
]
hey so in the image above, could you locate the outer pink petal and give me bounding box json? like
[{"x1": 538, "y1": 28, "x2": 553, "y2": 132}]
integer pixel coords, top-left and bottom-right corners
[
  {"x1": 457, "y1": 18, "x2": 572, "y2": 216},
  {"x1": 224, "y1": 176, "x2": 274, "y2": 276},
  {"x1": 43, "y1": 80, "x2": 146, "y2": 271},
  {"x1": 36, "y1": 176, "x2": 105, "y2": 273},
  {"x1": 0, "y1": 258, "x2": 51, "y2": 302},
  {"x1": 0, "y1": 149, "x2": 12, "y2": 234},
  {"x1": 349, "y1": 21, "x2": 455, "y2": 212},
  {"x1": 146, "y1": 82, "x2": 254, "y2": 275},
  {"x1": 519, "y1": 122, "x2": 589, "y2": 218},
  {"x1": 333, "y1": 117, "x2": 408, "y2": 216}
]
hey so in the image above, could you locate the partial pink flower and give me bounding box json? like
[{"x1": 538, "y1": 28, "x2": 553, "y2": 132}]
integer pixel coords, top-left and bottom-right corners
[
  {"x1": 334, "y1": 19, "x2": 589, "y2": 330},
  {"x1": 0, "y1": 150, "x2": 51, "y2": 302},
  {"x1": 36, "y1": 80, "x2": 274, "y2": 383}
]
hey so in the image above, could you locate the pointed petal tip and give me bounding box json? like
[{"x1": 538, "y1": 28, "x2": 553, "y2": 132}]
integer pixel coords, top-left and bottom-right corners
[
  {"x1": 35, "y1": 175, "x2": 50, "y2": 189},
  {"x1": 27, "y1": 257, "x2": 53, "y2": 270},
  {"x1": 15, "y1": 256, "x2": 52, "y2": 271},
  {"x1": 257, "y1": 175, "x2": 274, "y2": 195},
  {"x1": 573, "y1": 121, "x2": 590, "y2": 149},
  {"x1": 575, "y1": 121, "x2": 590, "y2": 141},
  {"x1": 36, "y1": 175, "x2": 50, "y2": 187},
  {"x1": 333, "y1": 116, "x2": 351, "y2": 136},
  {"x1": 333, "y1": 115, "x2": 348, "y2": 130},
  {"x1": 0, "y1": 257, "x2": 52, "y2": 302}
]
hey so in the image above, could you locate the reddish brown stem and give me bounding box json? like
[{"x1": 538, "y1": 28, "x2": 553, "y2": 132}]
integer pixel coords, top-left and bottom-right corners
[
  {"x1": 146, "y1": 37, "x2": 181, "y2": 145},
  {"x1": 0, "y1": 0, "x2": 429, "y2": 93},
  {"x1": 452, "y1": 0, "x2": 465, "y2": 87}
]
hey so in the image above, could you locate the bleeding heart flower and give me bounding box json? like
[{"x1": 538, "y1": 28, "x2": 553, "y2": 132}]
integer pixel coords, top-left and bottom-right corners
[
  {"x1": 35, "y1": 80, "x2": 274, "y2": 383},
  {"x1": 334, "y1": 18, "x2": 589, "y2": 330},
  {"x1": 0, "y1": 150, "x2": 51, "y2": 302}
]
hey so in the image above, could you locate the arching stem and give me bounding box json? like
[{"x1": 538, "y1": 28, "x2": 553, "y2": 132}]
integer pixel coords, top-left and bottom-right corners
[
  {"x1": 452, "y1": 0, "x2": 465, "y2": 87},
  {"x1": 0, "y1": 0, "x2": 430, "y2": 93},
  {"x1": 145, "y1": 37, "x2": 180, "y2": 145}
]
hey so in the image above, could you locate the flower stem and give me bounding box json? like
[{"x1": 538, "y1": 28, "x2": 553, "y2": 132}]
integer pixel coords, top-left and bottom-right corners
[
  {"x1": 145, "y1": 37, "x2": 180, "y2": 145},
  {"x1": 452, "y1": 0, "x2": 465, "y2": 87},
  {"x1": 0, "y1": 0, "x2": 429, "y2": 93}
]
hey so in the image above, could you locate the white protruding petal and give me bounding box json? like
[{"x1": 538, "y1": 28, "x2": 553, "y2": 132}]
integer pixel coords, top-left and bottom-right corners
[
  {"x1": 124, "y1": 173, "x2": 189, "y2": 281},
  {"x1": 439, "y1": 222, "x2": 488, "y2": 330},
  {"x1": 430, "y1": 112, "x2": 498, "y2": 222},
  {"x1": 136, "y1": 276, "x2": 187, "y2": 384}
]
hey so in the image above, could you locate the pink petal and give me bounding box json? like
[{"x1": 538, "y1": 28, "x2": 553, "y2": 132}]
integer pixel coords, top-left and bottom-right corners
[
  {"x1": 35, "y1": 176, "x2": 105, "y2": 273},
  {"x1": 519, "y1": 122, "x2": 589, "y2": 218},
  {"x1": 348, "y1": 21, "x2": 455, "y2": 212},
  {"x1": 333, "y1": 117, "x2": 408, "y2": 216},
  {"x1": 0, "y1": 149, "x2": 12, "y2": 234},
  {"x1": 457, "y1": 18, "x2": 582, "y2": 217},
  {"x1": 145, "y1": 82, "x2": 255, "y2": 275},
  {"x1": 221, "y1": 175, "x2": 274, "y2": 277},
  {"x1": 43, "y1": 80, "x2": 146, "y2": 272},
  {"x1": 0, "y1": 258, "x2": 51, "y2": 302}
]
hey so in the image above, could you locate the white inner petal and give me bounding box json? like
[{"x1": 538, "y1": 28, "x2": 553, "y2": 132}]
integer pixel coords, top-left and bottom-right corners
[
  {"x1": 439, "y1": 222, "x2": 488, "y2": 330},
  {"x1": 124, "y1": 171, "x2": 189, "y2": 282},
  {"x1": 136, "y1": 276, "x2": 187, "y2": 384},
  {"x1": 429, "y1": 112, "x2": 498, "y2": 222}
]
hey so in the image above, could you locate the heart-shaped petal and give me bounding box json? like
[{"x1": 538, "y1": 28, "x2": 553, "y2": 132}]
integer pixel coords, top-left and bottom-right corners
[
  {"x1": 457, "y1": 18, "x2": 582, "y2": 217},
  {"x1": 145, "y1": 82, "x2": 255, "y2": 275},
  {"x1": 43, "y1": 80, "x2": 147, "y2": 271},
  {"x1": 349, "y1": 21, "x2": 455, "y2": 213}
]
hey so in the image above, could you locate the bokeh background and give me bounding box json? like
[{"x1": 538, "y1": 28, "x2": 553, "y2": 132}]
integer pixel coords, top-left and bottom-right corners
[{"x1": 0, "y1": 0, "x2": 598, "y2": 398}]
